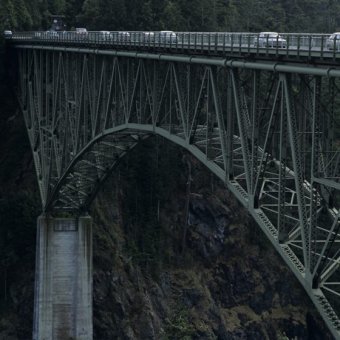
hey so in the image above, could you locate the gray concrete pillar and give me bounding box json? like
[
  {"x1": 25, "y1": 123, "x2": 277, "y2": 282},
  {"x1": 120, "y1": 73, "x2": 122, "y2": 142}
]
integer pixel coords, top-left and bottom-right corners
[{"x1": 33, "y1": 215, "x2": 93, "y2": 340}]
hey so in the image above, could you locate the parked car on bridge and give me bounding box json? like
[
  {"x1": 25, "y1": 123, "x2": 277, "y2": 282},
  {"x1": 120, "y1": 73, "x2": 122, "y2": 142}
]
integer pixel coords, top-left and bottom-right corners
[
  {"x1": 97, "y1": 31, "x2": 111, "y2": 41},
  {"x1": 326, "y1": 32, "x2": 340, "y2": 50},
  {"x1": 112, "y1": 31, "x2": 130, "y2": 42},
  {"x1": 143, "y1": 32, "x2": 155, "y2": 42},
  {"x1": 76, "y1": 27, "x2": 87, "y2": 34},
  {"x1": 254, "y1": 32, "x2": 286, "y2": 48},
  {"x1": 75, "y1": 27, "x2": 88, "y2": 40},
  {"x1": 42, "y1": 30, "x2": 59, "y2": 39},
  {"x1": 158, "y1": 31, "x2": 177, "y2": 44},
  {"x1": 59, "y1": 31, "x2": 74, "y2": 39},
  {"x1": 3, "y1": 30, "x2": 12, "y2": 38}
]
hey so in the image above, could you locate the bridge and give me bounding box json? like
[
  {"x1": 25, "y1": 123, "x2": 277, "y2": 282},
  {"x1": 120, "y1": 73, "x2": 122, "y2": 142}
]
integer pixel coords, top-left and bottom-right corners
[{"x1": 5, "y1": 31, "x2": 340, "y2": 339}]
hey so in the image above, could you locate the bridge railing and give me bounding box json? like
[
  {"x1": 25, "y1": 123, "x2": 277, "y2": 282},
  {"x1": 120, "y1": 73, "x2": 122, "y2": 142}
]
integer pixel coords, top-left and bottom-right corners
[{"x1": 6, "y1": 31, "x2": 340, "y2": 59}]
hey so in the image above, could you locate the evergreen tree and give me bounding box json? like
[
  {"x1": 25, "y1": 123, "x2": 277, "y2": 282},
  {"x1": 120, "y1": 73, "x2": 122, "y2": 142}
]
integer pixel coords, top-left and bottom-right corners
[
  {"x1": 65, "y1": 0, "x2": 85, "y2": 29},
  {"x1": 161, "y1": 1, "x2": 185, "y2": 31},
  {"x1": 79, "y1": 0, "x2": 101, "y2": 29}
]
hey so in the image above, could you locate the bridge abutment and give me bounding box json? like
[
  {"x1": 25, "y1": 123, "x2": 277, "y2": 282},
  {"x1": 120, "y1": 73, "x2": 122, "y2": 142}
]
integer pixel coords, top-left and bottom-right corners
[{"x1": 33, "y1": 215, "x2": 93, "y2": 340}]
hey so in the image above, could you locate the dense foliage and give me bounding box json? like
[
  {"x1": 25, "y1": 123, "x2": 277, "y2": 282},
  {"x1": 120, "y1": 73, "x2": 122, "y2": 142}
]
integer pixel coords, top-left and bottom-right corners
[{"x1": 1, "y1": 0, "x2": 340, "y2": 33}]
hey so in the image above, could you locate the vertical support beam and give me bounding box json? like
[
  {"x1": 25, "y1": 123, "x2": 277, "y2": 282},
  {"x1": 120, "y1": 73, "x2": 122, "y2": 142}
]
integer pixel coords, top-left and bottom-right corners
[
  {"x1": 226, "y1": 69, "x2": 234, "y2": 180},
  {"x1": 310, "y1": 76, "x2": 321, "y2": 282},
  {"x1": 173, "y1": 64, "x2": 188, "y2": 139},
  {"x1": 33, "y1": 215, "x2": 93, "y2": 340},
  {"x1": 209, "y1": 67, "x2": 228, "y2": 175},
  {"x1": 278, "y1": 79, "x2": 288, "y2": 243},
  {"x1": 282, "y1": 73, "x2": 310, "y2": 276},
  {"x1": 251, "y1": 70, "x2": 259, "y2": 206},
  {"x1": 230, "y1": 69, "x2": 252, "y2": 194}
]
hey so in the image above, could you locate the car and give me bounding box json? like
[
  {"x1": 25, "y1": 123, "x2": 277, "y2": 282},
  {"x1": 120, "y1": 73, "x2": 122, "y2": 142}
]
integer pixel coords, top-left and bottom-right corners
[
  {"x1": 158, "y1": 30, "x2": 177, "y2": 44},
  {"x1": 75, "y1": 27, "x2": 88, "y2": 40},
  {"x1": 142, "y1": 32, "x2": 155, "y2": 42},
  {"x1": 50, "y1": 16, "x2": 66, "y2": 32},
  {"x1": 3, "y1": 30, "x2": 12, "y2": 39},
  {"x1": 42, "y1": 30, "x2": 59, "y2": 39},
  {"x1": 58, "y1": 31, "x2": 76, "y2": 40},
  {"x1": 254, "y1": 32, "x2": 286, "y2": 48},
  {"x1": 109, "y1": 31, "x2": 130, "y2": 42},
  {"x1": 97, "y1": 31, "x2": 111, "y2": 41},
  {"x1": 76, "y1": 27, "x2": 87, "y2": 35},
  {"x1": 116, "y1": 31, "x2": 130, "y2": 42},
  {"x1": 59, "y1": 31, "x2": 71, "y2": 37},
  {"x1": 326, "y1": 32, "x2": 340, "y2": 50}
]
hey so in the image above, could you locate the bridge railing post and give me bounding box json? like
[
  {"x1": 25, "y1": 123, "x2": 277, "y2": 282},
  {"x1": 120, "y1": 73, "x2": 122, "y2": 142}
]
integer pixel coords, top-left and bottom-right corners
[{"x1": 321, "y1": 35, "x2": 325, "y2": 58}]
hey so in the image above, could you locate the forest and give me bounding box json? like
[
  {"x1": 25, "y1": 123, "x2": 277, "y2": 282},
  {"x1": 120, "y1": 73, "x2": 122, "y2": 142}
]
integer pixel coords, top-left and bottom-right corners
[{"x1": 1, "y1": 0, "x2": 340, "y2": 34}]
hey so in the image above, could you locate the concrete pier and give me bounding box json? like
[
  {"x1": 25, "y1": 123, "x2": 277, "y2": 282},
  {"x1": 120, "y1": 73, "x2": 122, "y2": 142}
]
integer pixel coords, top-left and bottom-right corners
[{"x1": 33, "y1": 215, "x2": 93, "y2": 340}]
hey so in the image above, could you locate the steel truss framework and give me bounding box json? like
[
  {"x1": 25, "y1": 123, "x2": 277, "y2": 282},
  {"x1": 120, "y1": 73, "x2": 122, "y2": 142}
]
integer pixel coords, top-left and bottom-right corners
[{"x1": 16, "y1": 46, "x2": 340, "y2": 338}]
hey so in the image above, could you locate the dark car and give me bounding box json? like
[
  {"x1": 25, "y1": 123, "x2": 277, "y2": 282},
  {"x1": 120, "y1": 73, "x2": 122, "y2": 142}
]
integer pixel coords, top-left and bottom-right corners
[{"x1": 3, "y1": 30, "x2": 12, "y2": 39}]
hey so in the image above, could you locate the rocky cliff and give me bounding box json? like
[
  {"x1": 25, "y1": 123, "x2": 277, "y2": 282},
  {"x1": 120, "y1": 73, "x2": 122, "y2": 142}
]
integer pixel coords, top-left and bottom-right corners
[{"x1": 90, "y1": 143, "x2": 332, "y2": 339}]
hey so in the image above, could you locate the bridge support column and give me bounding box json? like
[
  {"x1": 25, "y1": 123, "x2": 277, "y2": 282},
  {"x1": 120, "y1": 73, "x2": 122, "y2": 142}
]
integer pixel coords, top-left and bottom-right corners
[{"x1": 33, "y1": 215, "x2": 93, "y2": 340}]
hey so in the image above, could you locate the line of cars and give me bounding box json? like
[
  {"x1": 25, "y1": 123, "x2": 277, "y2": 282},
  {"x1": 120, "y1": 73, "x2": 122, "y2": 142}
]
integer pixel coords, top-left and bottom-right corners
[
  {"x1": 0, "y1": 29, "x2": 290, "y2": 48},
  {"x1": 33, "y1": 29, "x2": 178, "y2": 43},
  {"x1": 30, "y1": 30, "x2": 288, "y2": 48},
  {"x1": 4, "y1": 29, "x2": 340, "y2": 51},
  {"x1": 254, "y1": 31, "x2": 340, "y2": 50},
  {"x1": 35, "y1": 27, "x2": 88, "y2": 39}
]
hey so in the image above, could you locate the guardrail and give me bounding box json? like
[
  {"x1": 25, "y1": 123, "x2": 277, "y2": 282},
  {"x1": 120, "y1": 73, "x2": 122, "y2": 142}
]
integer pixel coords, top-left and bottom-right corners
[{"x1": 5, "y1": 31, "x2": 340, "y2": 59}]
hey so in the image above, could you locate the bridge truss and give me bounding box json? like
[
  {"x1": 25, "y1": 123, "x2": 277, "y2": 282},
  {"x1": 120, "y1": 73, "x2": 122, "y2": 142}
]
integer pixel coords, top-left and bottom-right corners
[{"x1": 14, "y1": 45, "x2": 340, "y2": 338}]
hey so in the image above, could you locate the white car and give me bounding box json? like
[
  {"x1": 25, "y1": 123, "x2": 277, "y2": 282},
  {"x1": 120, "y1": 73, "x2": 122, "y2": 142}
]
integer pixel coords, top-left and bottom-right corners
[
  {"x1": 254, "y1": 32, "x2": 286, "y2": 48},
  {"x1": 142, "y1": 32, "x2": 155, "y2": 42},
  {"x1": 116, "y1": 31, "x2": 130, "y2": 42},
  {"x1": 326, "y1": 32, "x2": 340, "y2": 50},
  {"x1": 97, "y1": 31, "x2": 111, "y2": 41},
  {"x1": 42, "y1": 30, "x2": 59, "y2": 39},
  {"x1": 76, "y1": 27, "x2": 87, "y2": 34},
  {"x1": 159, "y1": 31, "x2": 177, "y2": 44},
  {"x1": 75, "y1": 27, "x2": 88, "y2": 40}
]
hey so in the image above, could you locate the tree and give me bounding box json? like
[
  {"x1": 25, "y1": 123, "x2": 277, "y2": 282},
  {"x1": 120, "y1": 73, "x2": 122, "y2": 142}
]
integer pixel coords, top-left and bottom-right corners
[
  {"x1": 65, "y1": 0, "x2": 85, "y2": 28},
  {"x1": 0, "y1": 0, "x2": 19, "y2": 30},
  {"x1": 47, "y1": 0, "x2": 66, "y2": 15},
  {"x1": 161, "y1": 1, "x2": 185, "y2": 31},
  {"x1": 14, "y1": 0, "x2": 33, "y2": 29},
  {"x1": 79, "y1": 0, "x2": 101, "y2": 29},
  {"x1": 138, "y1": 1, "x2": 155, "y2": 30}
]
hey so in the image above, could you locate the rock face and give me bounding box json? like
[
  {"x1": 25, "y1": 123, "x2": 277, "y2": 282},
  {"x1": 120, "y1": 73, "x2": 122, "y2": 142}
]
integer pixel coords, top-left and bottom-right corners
[{"x1": 91, "y1": 166, "x2": 332, "y2": 340}]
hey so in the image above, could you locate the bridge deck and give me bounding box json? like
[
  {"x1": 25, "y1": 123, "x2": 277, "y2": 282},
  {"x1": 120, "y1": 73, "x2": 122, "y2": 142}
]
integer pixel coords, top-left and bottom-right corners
[{"x1": 7, "y1": 31, "x2": 340, "y2": 65}]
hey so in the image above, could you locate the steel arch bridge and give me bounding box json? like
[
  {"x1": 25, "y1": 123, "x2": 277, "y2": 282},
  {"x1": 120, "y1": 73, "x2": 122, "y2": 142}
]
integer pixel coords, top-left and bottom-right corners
[{"x1": 7, "y1": 32, "x2": 340, "y2": 339}]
